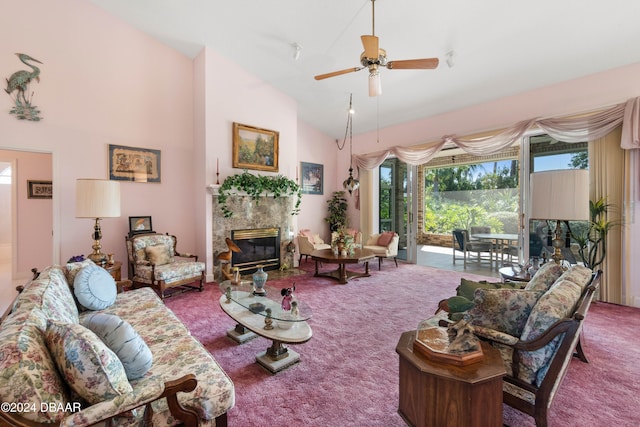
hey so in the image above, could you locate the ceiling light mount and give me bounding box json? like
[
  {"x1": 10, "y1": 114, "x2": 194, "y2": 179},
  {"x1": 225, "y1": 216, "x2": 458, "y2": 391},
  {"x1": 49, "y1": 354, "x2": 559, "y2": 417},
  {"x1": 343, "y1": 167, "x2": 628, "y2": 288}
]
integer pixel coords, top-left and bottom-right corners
[
  {"x1": 291, "y1": 42, "x2": 302, "y2": 60},
  {"x1": 445, "y1": 50, "x2": 455, "y2": 68}
]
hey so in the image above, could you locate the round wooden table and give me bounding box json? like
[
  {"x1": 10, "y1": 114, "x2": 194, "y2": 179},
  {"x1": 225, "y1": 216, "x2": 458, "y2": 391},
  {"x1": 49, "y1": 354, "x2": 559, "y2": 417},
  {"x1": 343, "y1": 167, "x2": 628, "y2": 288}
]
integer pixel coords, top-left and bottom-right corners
[{"x1": 310, "y1": 248, "x2": 375, "y2": 284}]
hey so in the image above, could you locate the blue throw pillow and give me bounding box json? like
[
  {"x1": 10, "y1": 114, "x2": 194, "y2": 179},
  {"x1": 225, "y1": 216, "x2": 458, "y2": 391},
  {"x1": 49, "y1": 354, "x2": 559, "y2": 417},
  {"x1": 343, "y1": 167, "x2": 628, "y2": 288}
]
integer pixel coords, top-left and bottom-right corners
[
  {"x1": 74, "y1": 264, "x2": 117, "y2": 310},
  {"x1": 82, "y1": 313, "x2": 153, "y2": 380}
]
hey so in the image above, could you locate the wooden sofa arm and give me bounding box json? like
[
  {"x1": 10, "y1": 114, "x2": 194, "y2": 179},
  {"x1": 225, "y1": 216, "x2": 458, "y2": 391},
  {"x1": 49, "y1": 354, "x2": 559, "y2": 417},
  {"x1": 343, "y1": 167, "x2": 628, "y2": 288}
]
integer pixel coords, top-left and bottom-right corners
[
  {"x1": 0, "y1": 375, "x2": 200, "y2": 427},
  {"x1": 143, "y1": 374, "x2": 199, "y2": 427}
]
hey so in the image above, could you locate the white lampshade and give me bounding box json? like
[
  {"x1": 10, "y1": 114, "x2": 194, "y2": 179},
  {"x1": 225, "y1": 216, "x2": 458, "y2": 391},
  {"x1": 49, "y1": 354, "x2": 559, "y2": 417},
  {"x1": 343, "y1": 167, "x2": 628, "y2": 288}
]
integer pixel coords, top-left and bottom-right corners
[
  {"x1": 76, "y1": 179, "x2": 121, "y2": 218},
  {"x1": 529, "y1": 169, "x2": 589, "y2": 221}
]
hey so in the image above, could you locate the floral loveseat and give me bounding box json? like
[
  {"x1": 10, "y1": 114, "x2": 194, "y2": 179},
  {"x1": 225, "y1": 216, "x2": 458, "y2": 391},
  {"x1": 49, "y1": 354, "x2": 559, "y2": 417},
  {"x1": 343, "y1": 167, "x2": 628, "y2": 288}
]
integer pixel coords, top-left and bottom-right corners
[
  {"x1": 454, "y1": 263, "x2": 601, "y2": 427},
  {"x1": 0, "y1": 262, "x2": 234, "y2": 426}
]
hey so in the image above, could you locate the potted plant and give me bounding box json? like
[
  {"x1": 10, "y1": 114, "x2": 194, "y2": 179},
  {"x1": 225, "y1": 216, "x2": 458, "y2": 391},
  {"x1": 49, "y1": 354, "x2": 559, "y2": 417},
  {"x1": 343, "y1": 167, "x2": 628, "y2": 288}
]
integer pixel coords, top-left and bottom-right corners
[
  {"x1": 324, "y1": 191, "x2": 348, "y2": 232},
  {"x1": 571, "y1": 197, "x2": 617, "y2": 270}
]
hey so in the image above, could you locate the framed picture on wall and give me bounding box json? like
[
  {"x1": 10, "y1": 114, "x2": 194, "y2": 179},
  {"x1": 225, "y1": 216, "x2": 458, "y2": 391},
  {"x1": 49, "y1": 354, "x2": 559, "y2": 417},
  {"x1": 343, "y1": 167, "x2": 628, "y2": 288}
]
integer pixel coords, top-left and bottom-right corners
[
  {"x1": 109, "y1": 144, "x2": 161, "y2": 183},
  {"x1": 27, "y1": 180, "x2": 52, "y2": 199},
  {"x1": 300, "y1": 162, "x2": 323, "y2": 195},
  {"x1": 128, "y1": 216, "x2": 154, "y2": 237},
  {"x1": 232, "y1": 122, "x2": 279, "y2": 172}
]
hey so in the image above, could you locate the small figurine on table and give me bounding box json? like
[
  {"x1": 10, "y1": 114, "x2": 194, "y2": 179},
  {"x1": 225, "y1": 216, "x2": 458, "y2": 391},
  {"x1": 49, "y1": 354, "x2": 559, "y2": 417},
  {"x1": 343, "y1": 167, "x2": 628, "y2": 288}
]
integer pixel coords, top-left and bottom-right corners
[{"x1": 281, "y1": 284, "x2": 296, "y2": 311}]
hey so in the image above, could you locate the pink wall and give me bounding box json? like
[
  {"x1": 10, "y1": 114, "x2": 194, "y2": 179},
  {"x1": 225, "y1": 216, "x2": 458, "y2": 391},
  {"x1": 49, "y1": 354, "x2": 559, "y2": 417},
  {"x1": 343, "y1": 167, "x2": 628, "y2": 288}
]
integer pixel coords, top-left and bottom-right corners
[
  {"x1": 296, "y1": 120, "x2": 340, "y2": 243},
  {"x1": 0, "y1": 0, "x2": 194, "y2": 278},
  {"x1": 196, "y1": 48, "x2": 300, "y2": 278}
]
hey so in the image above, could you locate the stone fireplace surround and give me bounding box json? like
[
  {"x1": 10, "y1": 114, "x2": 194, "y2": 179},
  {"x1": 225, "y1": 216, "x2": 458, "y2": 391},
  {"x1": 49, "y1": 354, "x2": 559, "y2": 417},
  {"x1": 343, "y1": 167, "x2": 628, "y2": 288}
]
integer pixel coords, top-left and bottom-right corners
[{"x1": 209, "y1": 185, "x2": 297, "y2": 279}]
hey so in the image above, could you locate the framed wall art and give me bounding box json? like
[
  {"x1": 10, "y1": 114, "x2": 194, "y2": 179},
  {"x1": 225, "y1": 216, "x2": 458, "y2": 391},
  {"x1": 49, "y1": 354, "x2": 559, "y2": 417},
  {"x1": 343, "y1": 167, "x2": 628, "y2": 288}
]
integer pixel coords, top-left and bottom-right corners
[
  {"x1": 128, "y1": 216, "x2": 154, "y2": 237},
  {"x1": 27, "y1": 180, "x2": 52, "y2": 199},
  {"x1": 232, "y1": 122, "x2": 279, "y2": 172},
  {"x1": 109, "y1": 144, "x2": 161, "y2": 183},
  {"x1": 300, "y1": 162, "x2": 323, "y2": 195}
]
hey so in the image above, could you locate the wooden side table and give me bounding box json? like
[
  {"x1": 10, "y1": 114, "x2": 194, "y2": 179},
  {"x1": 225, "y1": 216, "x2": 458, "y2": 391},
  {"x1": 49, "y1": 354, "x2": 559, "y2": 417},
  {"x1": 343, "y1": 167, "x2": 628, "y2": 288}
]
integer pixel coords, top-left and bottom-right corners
[
  {"x1": 103, "y1": 261, "x2": 122, "y2": 281},
  {"x1": 396, "y1": 330, "x2": 506, "y2": 427}
]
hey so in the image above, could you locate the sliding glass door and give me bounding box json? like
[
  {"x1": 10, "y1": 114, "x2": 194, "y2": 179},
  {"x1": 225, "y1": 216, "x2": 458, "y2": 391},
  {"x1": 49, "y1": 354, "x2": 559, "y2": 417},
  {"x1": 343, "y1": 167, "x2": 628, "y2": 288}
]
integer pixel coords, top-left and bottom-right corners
[{"x1": 379, "y1": 158, "x2": 413, "y2": 262}]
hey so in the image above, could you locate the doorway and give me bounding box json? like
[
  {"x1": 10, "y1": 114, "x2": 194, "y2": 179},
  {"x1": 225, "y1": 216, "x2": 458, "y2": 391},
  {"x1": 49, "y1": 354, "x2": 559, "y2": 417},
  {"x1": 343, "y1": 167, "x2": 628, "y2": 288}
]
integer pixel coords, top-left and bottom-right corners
[
  {"x1": 0, "y1": 149, "x2": 53, "y2": 317},
  {"x1": 379, "y1": 158, "x2": 413, "y2": 262}
]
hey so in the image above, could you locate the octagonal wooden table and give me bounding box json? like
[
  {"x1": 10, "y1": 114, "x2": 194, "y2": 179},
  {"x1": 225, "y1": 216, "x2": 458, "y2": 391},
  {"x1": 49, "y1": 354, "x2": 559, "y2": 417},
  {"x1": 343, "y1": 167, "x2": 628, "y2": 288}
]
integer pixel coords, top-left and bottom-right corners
[{"x1": 310, "y1": 248, "x2": 375, "y2": 284}]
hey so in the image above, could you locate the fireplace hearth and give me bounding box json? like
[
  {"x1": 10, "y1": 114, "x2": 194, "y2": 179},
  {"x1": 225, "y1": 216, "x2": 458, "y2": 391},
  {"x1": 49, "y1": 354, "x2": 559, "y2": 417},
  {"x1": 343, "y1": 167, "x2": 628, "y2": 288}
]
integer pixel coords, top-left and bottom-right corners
[{"x1": 231, "y1": 227, "x2": 280, "y2": 274}]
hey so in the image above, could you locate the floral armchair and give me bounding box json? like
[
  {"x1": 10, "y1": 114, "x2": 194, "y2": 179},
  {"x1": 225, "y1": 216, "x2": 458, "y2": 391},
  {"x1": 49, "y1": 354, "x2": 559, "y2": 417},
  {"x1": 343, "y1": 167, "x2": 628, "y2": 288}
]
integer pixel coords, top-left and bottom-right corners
[{"x1": 125, "y1": 233, "x2": 205, "y2": 299}]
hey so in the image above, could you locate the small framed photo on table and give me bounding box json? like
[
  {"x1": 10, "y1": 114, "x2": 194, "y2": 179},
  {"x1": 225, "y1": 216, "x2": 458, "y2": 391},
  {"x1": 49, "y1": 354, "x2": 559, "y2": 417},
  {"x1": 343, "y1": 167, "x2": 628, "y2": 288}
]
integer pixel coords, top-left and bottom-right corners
[{"x1": 300, "y1": 162, "x2": 323, "y2": 195}]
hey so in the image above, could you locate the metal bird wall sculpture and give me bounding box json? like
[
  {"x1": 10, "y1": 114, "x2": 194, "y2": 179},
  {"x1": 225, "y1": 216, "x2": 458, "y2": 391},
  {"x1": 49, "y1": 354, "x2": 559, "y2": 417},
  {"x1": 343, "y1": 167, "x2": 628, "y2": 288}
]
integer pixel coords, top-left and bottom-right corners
[{"x1": 5, "y1": 53, "x2": 43, "y2": 121}]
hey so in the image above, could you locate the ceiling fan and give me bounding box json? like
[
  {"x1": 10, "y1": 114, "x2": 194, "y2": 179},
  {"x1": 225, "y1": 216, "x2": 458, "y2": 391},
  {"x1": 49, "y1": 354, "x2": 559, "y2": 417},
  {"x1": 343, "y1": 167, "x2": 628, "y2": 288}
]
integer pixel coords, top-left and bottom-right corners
[{"x1": 314, "y1": 0, "x2": 439, "y2": 96}]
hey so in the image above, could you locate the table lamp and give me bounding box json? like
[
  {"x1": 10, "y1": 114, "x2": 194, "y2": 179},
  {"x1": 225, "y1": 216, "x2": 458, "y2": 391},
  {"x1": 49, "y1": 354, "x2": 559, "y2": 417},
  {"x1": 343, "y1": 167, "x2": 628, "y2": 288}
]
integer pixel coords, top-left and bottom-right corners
[
  {"x1": 529, "y1": 169, "x2": 589, "y2": 264},
  {"x1": 76, "y1": 179, "x2": 121, "y2": 265}
]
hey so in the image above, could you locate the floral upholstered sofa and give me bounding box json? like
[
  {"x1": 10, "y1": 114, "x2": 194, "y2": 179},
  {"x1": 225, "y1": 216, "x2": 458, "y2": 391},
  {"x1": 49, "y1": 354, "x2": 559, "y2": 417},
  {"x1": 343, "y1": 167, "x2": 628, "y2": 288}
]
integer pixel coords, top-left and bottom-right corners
[
  {"x1": 440, "y1": 263, "x2": 601, "y2": 427},
  {"x1": 0, "y1": 261, "x2": 234, "y2": 427}
]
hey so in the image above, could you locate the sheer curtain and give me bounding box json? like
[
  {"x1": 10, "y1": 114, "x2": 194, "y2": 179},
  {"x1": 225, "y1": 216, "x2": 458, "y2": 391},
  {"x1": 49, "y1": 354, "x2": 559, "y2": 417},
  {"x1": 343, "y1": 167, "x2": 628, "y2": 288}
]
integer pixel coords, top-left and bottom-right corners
[
  {"x1": 622, "y1": 148, "x2": 640, "y2": 306},
  {"x1": 353, "y1": 96, "x2": 640, "y2": 170}
]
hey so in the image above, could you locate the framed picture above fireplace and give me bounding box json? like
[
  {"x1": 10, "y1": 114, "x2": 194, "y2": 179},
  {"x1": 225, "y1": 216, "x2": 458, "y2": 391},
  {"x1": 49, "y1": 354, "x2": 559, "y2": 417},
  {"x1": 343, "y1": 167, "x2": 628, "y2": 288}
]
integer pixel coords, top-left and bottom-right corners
[
  {"x1": 300, "y1": 162, "x2": 323, "y2": 195},
  {"x1": 232, "y1": 122, "x2": 279, "y2": 172}
]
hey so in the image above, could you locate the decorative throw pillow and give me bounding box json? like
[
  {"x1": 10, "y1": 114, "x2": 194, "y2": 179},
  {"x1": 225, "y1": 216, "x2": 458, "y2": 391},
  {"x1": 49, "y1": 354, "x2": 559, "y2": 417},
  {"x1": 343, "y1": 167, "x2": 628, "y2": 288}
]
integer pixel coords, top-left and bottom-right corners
[
  {"x1": 82, "y1": 313, "x2": 153, "y2": 380},
  {"x1": 74, "y1": 264, "x2": 117, "y2": 310},
  {"x1": 377, "y1": 231, "x2": 395, "y2": 247},
  {"x1": 556, "y1": 265, "x2": 593, "y2": 291},
  {"x1": 145, "y1": 244, "x2": 172, "y2": 265},
  {"x1": 312, "y1": 234, "x2": 323, "y2": 245},
  {"x1": 469, "y1": 288, "x2": 545, "y2": 337},
  {"x1": 519, "y1": 279, "x2": 582, "y2": 385},
  {"x1": 44, "y1": 320, "x2": 133, "y2": 404},
  {"x1": 0, "y1": 323, "x2": 70, "y2": 424},
  {"x1": 524, "y1": 262, "x2": 564, "y2": 292},
  {"x1": 299, "y1": 229, "x2": 314, "y2": 241}
]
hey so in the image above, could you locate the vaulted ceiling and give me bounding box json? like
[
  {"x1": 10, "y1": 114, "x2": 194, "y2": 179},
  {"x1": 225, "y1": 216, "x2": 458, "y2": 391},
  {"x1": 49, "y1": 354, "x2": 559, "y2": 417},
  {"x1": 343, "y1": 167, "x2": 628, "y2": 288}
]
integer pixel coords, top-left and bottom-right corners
[{"x1": 90, "y1": 0, "x2": 640, "y2": 138}]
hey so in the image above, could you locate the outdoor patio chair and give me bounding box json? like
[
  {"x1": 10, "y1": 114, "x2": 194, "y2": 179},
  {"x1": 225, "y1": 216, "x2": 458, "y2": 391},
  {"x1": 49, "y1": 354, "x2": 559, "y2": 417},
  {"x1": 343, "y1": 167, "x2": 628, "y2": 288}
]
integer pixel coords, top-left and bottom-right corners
[{"x1": 452, "y1": 229, "x2": 494, "y2": 268}]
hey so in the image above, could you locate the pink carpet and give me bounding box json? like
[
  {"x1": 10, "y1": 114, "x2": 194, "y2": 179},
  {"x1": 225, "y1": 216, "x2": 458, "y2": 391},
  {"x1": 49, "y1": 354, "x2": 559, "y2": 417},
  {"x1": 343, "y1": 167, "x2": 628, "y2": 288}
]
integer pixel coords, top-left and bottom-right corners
[{"x1": 165, "y1": 262, "x2": 640, "y2": 427}]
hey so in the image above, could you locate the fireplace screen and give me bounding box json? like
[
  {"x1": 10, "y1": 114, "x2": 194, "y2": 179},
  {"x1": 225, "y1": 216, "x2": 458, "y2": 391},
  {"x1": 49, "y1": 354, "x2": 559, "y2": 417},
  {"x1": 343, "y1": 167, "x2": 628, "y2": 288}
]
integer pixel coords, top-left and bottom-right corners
[{"x1": 231, "y1": 227, "x2": 280, "y2": 273}]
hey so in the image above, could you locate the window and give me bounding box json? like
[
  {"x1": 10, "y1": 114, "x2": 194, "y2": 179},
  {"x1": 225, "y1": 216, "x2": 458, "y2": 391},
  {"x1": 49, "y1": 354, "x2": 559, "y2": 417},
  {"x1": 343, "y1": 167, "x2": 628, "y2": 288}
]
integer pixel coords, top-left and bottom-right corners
[
  {"x1": 0, "y1": 164, "x2": 11, "y2": 185},
  {"x1": 422, "y1": 158, "x2": 519, "y2": 235}
]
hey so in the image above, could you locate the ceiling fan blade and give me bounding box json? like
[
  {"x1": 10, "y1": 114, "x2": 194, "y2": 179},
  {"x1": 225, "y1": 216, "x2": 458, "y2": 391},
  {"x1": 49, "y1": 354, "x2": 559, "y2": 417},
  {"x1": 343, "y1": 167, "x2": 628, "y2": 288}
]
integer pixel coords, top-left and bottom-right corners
[
  {"x1": 386, "y1": 58, "x2": 439, "y2": 70},
  {"x1": 314, "y1": 67, "x2": 363, "y2": 80},
  {"x1": 361, "y1": 35, "x2": 379, "y2": 59}
]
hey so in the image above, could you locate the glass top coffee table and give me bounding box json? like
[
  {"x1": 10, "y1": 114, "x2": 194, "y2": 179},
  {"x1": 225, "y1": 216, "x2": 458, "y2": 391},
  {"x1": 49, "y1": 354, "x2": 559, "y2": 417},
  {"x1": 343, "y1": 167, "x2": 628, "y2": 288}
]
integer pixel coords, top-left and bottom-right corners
[
  {"x1": 218, "y1": 280, "x2": 312, "y2": 373},
  {"x1": 310, "y1": 247, "x2": 375, "y2": 284}
]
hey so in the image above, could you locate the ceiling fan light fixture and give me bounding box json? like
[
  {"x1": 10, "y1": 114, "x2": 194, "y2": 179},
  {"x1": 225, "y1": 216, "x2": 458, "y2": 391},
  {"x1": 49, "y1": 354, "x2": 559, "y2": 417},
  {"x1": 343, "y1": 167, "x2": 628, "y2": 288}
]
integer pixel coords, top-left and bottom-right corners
[{"x1": 369, "y1": 68, "x2": 382, "y2": 97}]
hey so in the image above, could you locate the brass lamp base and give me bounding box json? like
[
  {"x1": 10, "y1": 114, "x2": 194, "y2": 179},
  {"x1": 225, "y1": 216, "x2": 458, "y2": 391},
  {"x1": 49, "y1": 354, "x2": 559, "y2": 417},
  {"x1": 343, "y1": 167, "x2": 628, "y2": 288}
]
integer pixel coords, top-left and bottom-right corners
[
  {"x1": 551, "y1": 220, "x2": 564, "y2": 265},
  {"x1": 88, "y1": 218, "x2": 107, "y2": 265},
  {"x1": 88, "y1": 251, "x2": 107, "y2": 265}
]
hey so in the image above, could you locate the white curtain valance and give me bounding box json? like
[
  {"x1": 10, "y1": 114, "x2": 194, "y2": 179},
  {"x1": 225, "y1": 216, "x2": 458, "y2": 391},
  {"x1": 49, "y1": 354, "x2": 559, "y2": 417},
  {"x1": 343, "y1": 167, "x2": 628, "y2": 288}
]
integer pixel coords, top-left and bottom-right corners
[{"x1": 353, "y1": 96, "x2": 640, "y2": 170}]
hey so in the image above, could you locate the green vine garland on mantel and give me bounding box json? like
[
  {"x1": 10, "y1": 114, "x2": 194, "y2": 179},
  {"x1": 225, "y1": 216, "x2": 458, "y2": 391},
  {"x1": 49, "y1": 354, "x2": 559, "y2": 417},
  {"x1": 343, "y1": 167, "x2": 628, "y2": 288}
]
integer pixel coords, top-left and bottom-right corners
[{"x1": 218, "y1": 170, "x2": 302, "y2": 218}]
